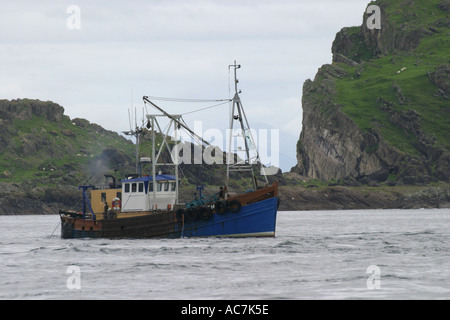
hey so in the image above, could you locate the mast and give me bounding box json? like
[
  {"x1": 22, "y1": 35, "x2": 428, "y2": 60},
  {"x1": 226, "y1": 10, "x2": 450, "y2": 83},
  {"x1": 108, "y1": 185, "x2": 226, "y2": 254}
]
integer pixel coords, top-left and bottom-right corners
[
  {"x1": 151, "y1": 115, "x2": 156, "y2": 207},
  {"x1": 227, "y1": 61, "x2": 268, "y2": 189},
  {"x1": 142, "y1": 61, "x2": 268, "y2": 197}
]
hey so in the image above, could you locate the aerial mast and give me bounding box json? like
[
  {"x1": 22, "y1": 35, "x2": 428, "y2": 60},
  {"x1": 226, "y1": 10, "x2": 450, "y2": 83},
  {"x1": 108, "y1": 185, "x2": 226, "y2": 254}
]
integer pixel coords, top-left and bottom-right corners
[
  {"x1": 227, "y1": 61, "x2": 268, "y2": 189},
  {"x1": 122, "y1": 108, "x2": 143, "y2": 175}
]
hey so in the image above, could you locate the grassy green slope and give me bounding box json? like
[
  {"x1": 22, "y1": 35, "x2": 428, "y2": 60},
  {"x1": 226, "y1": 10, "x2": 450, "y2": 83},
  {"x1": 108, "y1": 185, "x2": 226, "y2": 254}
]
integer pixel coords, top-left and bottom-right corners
[
  {"x1": 334, "y1": 0, "x2": 449, "y2": 155},
  {"x1": 0, "y1": 102, "x2": 136, "y2": 185}
]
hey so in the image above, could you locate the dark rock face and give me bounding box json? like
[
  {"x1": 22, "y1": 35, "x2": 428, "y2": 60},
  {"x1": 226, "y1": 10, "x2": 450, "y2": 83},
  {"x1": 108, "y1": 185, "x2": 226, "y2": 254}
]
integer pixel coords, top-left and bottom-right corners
[
  {"x1": 429, "y1": 64, "x2": 450, "y2": 94},
  {"x1": 0, "y1": 183, "x2": 80, "y2": 215},
  {"x1": 0, "y1": 99, "x2": 64, "y2": 122},
  {"x1": 293, "y1": 64, "x2": 403, "y2": 182},
  {"x1": 438, "y1": 0, "x2": 450, "y2": 12},
  {"x1": 278, "y1": 184, "x2": 450, "y2": 211}
]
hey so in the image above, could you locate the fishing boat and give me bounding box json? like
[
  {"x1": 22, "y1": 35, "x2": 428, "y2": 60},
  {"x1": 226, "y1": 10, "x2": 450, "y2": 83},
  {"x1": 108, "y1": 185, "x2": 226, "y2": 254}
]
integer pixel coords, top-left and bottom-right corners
[{"x1": 59, "y1": 62, "x2": 279, "y2": 239}]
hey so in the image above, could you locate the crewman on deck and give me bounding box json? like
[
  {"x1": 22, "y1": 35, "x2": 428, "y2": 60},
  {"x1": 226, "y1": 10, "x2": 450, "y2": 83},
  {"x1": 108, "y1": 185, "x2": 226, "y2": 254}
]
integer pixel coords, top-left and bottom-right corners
[
  {"x1": 103, "y1": 202, "x2": 108, "y2": 219},
  {"x1": 218, "y1": 186, "x2": 225, "y2": 200}
]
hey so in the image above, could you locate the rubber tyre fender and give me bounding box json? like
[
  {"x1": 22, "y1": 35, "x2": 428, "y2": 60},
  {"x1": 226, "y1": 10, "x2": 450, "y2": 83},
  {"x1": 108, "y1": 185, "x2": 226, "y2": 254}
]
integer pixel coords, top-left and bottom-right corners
[
  {"x1": 227, "y1": 199, "x2": 241, "y2": 213},
  {"x1": 199, "y1": 206, "x2": 212, "y2": 220},
  {"x1": 215, "y1": 200, "x2": 227, "y2": 214},
  {"x1": 187, "y1": 207, "x2": 199, "y2": 220}
]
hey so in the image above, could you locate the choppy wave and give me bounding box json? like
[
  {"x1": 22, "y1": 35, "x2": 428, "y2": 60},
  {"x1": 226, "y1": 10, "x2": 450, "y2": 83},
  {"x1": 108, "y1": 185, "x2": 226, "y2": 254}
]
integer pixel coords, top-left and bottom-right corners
[{"x1": 0, "y1": 209, "x2": 449, "y2": 299}]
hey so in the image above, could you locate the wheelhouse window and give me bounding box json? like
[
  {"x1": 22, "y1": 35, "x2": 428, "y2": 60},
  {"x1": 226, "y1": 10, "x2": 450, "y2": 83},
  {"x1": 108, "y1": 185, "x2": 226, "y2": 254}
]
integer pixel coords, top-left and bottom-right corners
[
  {"x1": 124, "y1": 182, "x2": 144, "y2": 193},
  {"x1": 157, "y1": 182, "x2": 162, "y2": 192},
  {"x1": 164, "y1": 182, "x2": 169, "y2": 192},
  {"x1": 171, "y1": 182, "x2": 176, "y2": 192}
]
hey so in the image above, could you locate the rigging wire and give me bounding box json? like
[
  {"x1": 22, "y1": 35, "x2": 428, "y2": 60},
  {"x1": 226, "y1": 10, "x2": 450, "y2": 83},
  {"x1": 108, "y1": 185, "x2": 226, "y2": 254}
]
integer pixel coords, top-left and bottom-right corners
[
  {"x1": 143, "y1": 95, "x2": 231, "y2": 119},
  {"x1": 180, "y1": 100, "x2": 230, "y2": 116},
  {"x1": 144, "y1": 96, "x2": 230, "y2": 103}
]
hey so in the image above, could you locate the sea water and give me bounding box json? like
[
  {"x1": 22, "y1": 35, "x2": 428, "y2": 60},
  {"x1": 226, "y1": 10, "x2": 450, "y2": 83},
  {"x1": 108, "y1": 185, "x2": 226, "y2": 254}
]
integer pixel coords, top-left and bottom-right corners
[{"x1": 0, "y1": 209, "x2": 449, "y2": 300}]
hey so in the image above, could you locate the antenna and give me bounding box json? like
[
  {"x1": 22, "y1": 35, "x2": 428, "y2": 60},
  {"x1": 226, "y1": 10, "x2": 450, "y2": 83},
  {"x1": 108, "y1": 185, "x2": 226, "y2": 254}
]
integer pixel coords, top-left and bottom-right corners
[
  {"x1": 226, "y1": 61, "x2": 268, "y2": 189},
  {"x1": 128, "y1": 109, "x2": 132, "y2": 134},
  {"x1": 123, "y1": 91, "x2": 142, "y2": 174}
]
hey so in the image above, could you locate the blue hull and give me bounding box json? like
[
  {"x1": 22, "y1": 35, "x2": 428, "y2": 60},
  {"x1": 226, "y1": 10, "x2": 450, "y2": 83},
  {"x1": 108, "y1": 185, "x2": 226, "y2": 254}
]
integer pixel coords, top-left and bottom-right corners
[
  {"x1": 175, "y1": 197, "x2": 278, "y2": 237},
  {"x1": 60, "y1": 196, "x2": 279, "y2": 239}
]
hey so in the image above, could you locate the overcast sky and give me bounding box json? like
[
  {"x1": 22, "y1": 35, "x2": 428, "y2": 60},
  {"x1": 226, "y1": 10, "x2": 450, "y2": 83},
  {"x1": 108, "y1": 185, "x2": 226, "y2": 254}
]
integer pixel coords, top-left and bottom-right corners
[{"x1": 0, "y1": 0, "x2": 370, "y2": 172}]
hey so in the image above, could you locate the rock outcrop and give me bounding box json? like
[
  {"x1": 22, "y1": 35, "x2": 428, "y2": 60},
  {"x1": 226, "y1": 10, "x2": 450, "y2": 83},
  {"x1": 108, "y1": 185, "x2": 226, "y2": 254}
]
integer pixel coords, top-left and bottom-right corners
[
  {"x1": 293, "y1": 64, "x2": 404, "y2": 181},
  {"x1": 292, "y1": 0, "x2": 450, "y2": 186},
  {"x1": 278, "y1": 183, "x2": 450, "y2": 211},
  {"x1": 0, "y1": 99, "x2": 65, "y2": 122}
]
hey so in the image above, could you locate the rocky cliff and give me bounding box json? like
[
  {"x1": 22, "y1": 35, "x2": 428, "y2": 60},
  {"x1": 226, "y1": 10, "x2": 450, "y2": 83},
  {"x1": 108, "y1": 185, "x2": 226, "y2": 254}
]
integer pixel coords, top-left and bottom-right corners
[{"x1": 293, "y1": 0, "x2": 449, "y2": 186}]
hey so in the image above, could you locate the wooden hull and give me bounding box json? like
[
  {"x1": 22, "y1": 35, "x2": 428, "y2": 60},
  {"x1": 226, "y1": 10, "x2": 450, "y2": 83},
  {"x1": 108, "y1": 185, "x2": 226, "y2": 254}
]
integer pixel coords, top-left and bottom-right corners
[{"x1": 60, "y1": 182, "x2": 279, "y2": 239}]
